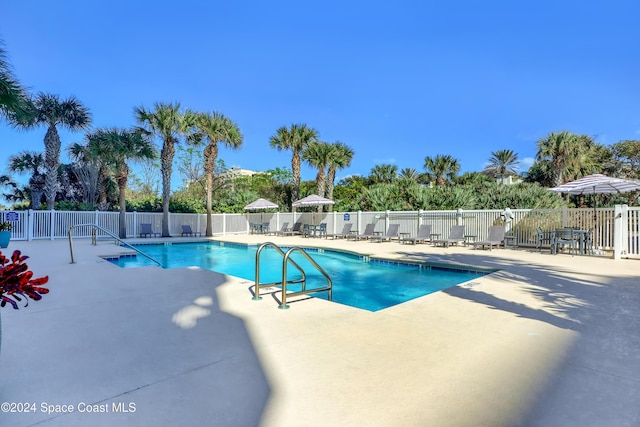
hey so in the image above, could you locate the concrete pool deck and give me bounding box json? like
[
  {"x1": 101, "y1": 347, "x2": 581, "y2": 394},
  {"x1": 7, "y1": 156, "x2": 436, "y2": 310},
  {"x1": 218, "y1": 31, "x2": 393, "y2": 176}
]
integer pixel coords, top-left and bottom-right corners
[{"x1": 1, "y1": 235, "x2": 639, "y2": 426}]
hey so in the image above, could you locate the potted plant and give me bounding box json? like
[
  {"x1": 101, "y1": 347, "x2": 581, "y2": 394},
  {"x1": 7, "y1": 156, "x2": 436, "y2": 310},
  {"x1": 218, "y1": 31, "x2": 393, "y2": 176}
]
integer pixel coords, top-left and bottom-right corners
[
  {"x1": 0, "y1": 249, "x2": 50, "y2": 354},
  {"x1": 0, "y1": 222, "x2": 12, "y2": 249}
]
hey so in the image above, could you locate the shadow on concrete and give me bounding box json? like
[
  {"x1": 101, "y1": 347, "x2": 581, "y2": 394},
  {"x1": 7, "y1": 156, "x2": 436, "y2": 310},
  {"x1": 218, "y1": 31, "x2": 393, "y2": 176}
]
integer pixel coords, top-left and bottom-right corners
[
  {"x1": 0, "y1": 249, "x2": 270, "y2": 427},
  {"x1": 394, "y1": 248, "x2": 640, "y2": 426}
]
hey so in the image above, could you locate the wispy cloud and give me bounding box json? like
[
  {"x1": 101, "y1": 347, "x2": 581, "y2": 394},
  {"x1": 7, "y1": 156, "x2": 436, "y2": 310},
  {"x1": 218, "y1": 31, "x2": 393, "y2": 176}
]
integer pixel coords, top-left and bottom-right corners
[
  {"x1": 518, "y1": 157, "x2": 535, "y2": 172},
  {"x1": 372, "y1": 157, "x2": 396, "y2": 164}
]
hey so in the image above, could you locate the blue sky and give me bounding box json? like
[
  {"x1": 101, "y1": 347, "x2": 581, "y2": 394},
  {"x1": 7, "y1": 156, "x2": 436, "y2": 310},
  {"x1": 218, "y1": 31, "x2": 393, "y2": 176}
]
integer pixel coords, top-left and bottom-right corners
[{"x1": 1, "y1": 0, "x2": 639, "y2": 188}]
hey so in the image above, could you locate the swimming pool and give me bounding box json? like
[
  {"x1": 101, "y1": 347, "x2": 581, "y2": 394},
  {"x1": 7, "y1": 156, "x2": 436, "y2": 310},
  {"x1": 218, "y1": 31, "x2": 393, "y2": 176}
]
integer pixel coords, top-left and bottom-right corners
[{"x1": 106, "y1": 242, "x2": 491, "y2": 311}]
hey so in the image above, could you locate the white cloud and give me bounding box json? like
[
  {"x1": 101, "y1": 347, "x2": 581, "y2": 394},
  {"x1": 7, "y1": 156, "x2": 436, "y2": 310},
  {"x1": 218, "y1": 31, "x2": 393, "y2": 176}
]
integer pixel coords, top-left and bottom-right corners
[
  {"x1": 518, "y1": 157, "x2": 535, "y2": 172},
  {"x1": 372, "y1": 157, "x2": 396, "y2": 164}
]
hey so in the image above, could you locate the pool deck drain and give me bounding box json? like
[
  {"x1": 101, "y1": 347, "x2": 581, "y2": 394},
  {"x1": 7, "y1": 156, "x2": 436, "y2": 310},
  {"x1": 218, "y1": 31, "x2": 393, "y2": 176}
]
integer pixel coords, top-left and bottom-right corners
[{"x1": 1, "y1": 235, "x2": 639, "y2": 426}]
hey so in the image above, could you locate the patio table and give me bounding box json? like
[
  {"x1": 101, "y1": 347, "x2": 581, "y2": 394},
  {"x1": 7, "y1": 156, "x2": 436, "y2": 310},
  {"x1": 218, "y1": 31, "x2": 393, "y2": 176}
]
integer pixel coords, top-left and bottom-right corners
[
  {"x1": 303, "y1": 224, "x2": 324, "y2": 238},
  {"x1": 552, "y1": 228, "x2": 591, "y2": 255}
]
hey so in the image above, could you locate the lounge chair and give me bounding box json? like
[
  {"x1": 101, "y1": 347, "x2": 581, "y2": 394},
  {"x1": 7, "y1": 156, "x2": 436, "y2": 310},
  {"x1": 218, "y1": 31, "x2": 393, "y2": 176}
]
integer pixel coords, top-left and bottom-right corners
[
  {"x1": 349, "y1": 223, "x2": 376, "y2": 241},
  {"x1": 473, "y1": 225, "x2": 505, "y2": 250},
  {"x1": 281, "y1": 222, "x2": 303, "y2": 236},
  {"x1": 433, "y1": 225, "x2": 465, "y2": 247},
  {"x1": 273, "y1": 222, "x2": 290, "y2": 236},
  {"x1": 401, "y1": 224, "x2": 432, "y2": 245},
  {"x1": 181, "y1": 224, "x2": 202, "y2": 237},
  {"x1": 372, "y1": 224, "x2": 400, "y2": 243},
  {"x1": 139, "y1": 223, "x2": 160, "y2": 238},
  {"x1": 326, "y1": 223, "x2": 353, "y2": 239}
]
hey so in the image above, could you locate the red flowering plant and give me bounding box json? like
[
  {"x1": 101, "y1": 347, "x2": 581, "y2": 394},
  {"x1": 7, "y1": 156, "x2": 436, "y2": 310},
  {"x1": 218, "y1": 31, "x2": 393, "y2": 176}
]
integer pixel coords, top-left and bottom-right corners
[{"x1": 0, "y1": 250, "x2": 49, "y2": 310}]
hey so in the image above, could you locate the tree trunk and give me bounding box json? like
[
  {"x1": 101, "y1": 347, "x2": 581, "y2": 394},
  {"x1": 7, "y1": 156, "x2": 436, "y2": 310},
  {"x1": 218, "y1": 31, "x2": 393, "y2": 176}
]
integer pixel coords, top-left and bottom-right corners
[
  {"x1": 43, "y1": 125, "x2": 61, "y2": 210},
  {"x1": 316, "y1": 170, "x2": 326, "y2": 213},
  {"x1": 292, "y1": 152, "x2": 301, "y2": 205},
  {"x1": 161, "y1": 138, "x2": 176, "y2": 237},
  {"x1": 117, "y1": 168, "x2": 128, "y2": 239},
  {"x1": 204, "y1": 143, "x2": 218, "y2": 237},
  {"x1": 326, "y1": 167, "x2": 336, "y2": 212}
]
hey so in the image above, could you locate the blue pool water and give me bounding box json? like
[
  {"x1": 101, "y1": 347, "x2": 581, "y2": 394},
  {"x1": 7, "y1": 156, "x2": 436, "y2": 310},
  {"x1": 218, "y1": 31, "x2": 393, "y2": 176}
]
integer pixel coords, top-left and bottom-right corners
[{"x1": 107, "y1": 242, "x2": 490, "y2": 311}]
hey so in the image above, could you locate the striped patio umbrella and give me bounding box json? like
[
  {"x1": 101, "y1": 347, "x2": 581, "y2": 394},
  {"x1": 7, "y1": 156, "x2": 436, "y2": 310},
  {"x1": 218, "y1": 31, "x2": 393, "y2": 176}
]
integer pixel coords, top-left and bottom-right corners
[
  {"x1": 292, "y1": 194, "x2": 334, "y2": 224},
  {"x1": 550, "y1": 174, "x2": 640, "y2": 248},
  {"x1": 549, "y1": 174, "x2": 640, "y2": 195},
  {"x1": 244, "y1": 198, "x2": 278, "y2": 222}
]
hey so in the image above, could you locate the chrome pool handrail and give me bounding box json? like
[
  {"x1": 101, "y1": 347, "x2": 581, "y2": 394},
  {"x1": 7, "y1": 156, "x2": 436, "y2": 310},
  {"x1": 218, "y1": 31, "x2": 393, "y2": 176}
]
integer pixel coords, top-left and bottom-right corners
[
  {"x1": 280, "y1": 247, "x2": 332, "y2": 310},
  {"x1": 68, "y1": 223, "x2": 162, "y2": 267},
  {"x1": 253, "y1": 242, "x2": 306, "y2": 300}
]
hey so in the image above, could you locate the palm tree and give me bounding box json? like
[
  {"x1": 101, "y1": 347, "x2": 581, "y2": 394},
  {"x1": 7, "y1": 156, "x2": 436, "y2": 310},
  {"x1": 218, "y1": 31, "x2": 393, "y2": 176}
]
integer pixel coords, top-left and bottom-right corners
[
  {"x1": 325, "y1": 142, "x2": 354, "y2": 211},
  {"x1": 399, "y1": 167, "x2": 420, "y2": 181},
  {"x1": 423, "y1": 154, "x2": 460, "y2": 186},
  {"x1": 192, "y1": 112, "x2": 243, "y2": 236},
  {"x1": 536, "y1": 131, "x2": 600, "y2": 187},
  {"x1": 68, "y1": 138, "x2": 113, "y2": 209},
  {"x1": 7, "y1": 151, "x2": 45, "y2": 209},
  {"x1": 19, "y1": 93, "x2": 92, "y2": 209},
  {"x1": 484, "y1": 149, "x2": 520, "y2": 184},
  {"x1": 368, "y1": 164, "x2": 397, "y2": 184},
  {"x1": 135, "y1": 102, "x2": 195, "y2": 237},
  {"x1": 269, "y1": 124, "x2": 318, "y2": 205},
  {"x1": 89, "y1": 128, "x2": 156, "y2": 238},
  {"x1": 303, "y1": 141, "x2": 333, "y2": 212},
  {"x1": 0, "y1": 42, "x2": 30, "y2": 121}
]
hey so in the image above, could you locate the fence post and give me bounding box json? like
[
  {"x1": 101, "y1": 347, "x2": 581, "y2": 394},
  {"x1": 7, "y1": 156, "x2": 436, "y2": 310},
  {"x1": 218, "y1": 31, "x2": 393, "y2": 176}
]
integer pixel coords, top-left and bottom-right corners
[
  {"x1": 27, "y1": 209, "x2": 33, "y2": 241},
  {"x1": 332, "y1": 211, "x2": 337, "y2": 234},
  {"x1": 133, "y1": 211, "x2": 137, "y2": 238},
  {"x1": 222, "y1": 212, "x2": 226, "y2": 236},
  {"x1": 456, "y1": 209, "x2": 463, "y2": 226},
  {"x1": 357, "y1": 211, "x2": 362, "y2": 234},
  {"x1": 613, "y1": 204, "x2": 626, "y2": 260},
  {"x1": 418, "y1": 210, "x2": 423, "y2": 227},
  {"x1": 49, "y1": 209, "x2": 55, "y2": 240}
]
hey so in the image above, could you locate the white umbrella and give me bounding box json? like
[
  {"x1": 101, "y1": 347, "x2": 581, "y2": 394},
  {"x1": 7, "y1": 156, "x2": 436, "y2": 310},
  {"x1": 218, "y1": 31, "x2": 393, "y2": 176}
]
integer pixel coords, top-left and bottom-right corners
[
  {"x1": 292, "y1": 194, "x2": 335, "y2": 207},
  {"x1": 550, "y1": 174, "x2": 640, "y2": 248},
  {"x1": 549, "y1": 174, "x2": 640, "y2": 195},
  {"x1": 244, "y1": 198, "x2": 278, "y2": 210},
  {"x1": 292, "y1": 194, "x2": 334, "y2": 224},
  {"x1": 243, "y1": 198, "x2": 278, "y2": 223}
]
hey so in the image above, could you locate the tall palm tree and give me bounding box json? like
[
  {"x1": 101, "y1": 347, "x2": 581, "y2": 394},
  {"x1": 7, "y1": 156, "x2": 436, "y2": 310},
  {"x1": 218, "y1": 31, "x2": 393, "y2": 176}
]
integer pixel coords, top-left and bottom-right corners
[
  {"x1": 303, "y1": 141, "x2": 332, "y2": 212},
  {"x1": 135, "y1": 102, "x2": 195, "y2": 237},
  {"x1": 325, "y1": 142, "x2": 354, "y2": 211},
  {"x1": 192, "y1": 112, "x2": 243, "y2": 236},
  {"x1": 269, "y1": 124, "x2": 318, "y2": 205},
  {"x1": 368, "y1": 164, "x2": 398, "y2": 184},
  {"x1": 484, "y1": 149, "x2": 520, "y2": 184},
  {"x1": 423, "y1": 154, "x2": 460, "y2": 186},
  {"x1": 7, "y1": 151, "x2": 45, "y2": 209},
  {"x1": 20, "y1": 93, "x2": 92, "y2": 209},
  {"x1": 89, "y1": 128, "x2": 156, "y2": 238}
]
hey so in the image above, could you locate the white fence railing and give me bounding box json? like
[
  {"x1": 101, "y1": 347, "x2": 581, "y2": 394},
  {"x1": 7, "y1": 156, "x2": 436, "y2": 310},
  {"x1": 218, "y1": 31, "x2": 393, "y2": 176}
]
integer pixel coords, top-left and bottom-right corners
[{"x1": 2, "y1": 206, "x2": 639, "y2": 259}]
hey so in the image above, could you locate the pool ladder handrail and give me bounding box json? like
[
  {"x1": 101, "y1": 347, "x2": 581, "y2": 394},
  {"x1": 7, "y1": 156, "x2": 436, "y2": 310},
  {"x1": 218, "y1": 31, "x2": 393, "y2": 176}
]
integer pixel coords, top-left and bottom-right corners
[
  {"x1": 254, "y1": 242, "x2": 306, "y2": 300},
  {"x1": 254, "y1": 242, "x2": 332, "y2": 309},
  {"x1": 68, "y1": 223, "x2": 162, "y2": 267}
]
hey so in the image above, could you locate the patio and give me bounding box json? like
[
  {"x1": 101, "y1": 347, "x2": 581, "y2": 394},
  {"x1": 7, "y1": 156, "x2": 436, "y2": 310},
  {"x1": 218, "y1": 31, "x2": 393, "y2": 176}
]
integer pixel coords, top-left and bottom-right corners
[{"x1": 1, "y1": 236, "x2": 639, "y2": 426}]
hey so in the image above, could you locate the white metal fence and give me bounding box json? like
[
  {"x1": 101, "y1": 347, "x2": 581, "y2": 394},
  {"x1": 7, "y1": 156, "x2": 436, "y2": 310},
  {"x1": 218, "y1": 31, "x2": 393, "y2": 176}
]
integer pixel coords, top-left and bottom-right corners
[{"x1": 2, "y1": 206, "x2": 640, "y2": 259}]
